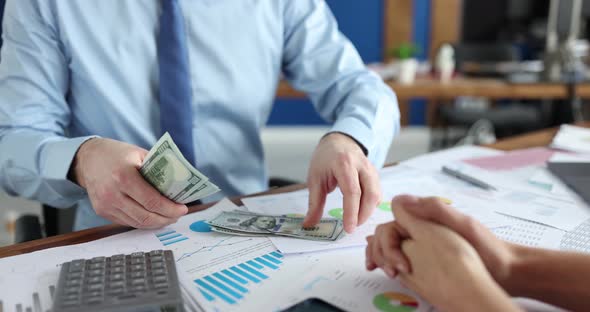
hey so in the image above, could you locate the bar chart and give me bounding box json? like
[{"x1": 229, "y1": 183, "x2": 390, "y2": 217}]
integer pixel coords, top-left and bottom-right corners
[
  {"x1": 0, "y1": 284, "x2": 55, "y2": 312},
  {"x1": 155, "y1": 229, "x2": 189, "y2": 246},
  {"x1": 194, "y1": 251, "x2": 285, "y2": 305}
]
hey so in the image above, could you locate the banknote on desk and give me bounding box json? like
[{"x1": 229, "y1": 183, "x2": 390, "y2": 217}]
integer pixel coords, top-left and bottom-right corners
[
  {"x1": 140, "y1": 132, "x2": 220, "y2": 204},
  {"x1": 207, "y1": 211, "x2": 345, "y2": 241}
]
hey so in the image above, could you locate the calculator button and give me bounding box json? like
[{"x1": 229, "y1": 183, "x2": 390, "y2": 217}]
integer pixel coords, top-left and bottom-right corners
[
  {"x1": 64, "y1": 286, "x2": 81, "y2": 295},
  {"x1": 108, "y1": 281, "x2": 125, "y2": 289},
  {"x1": 150, "y1": 262, "x2": 165, "y2": 269},
  {"x1": 152, "y1": 268, "x2": 166, "y2": 276},
  {"x1": 87, "y1": 276, "x2": 104, "y2": 284},
  {"x1": 89, "y1": 262, "x2": 105, "y2": 270},
  {"x1": 66, "y1": 279, "x2": 82, "y2": 287},
  {"x1": 132, "y1": 268, "x2": 146, "y2": 275},
  {"x1": 84, "y1": 290, "x2": 103, "y2": 297},
  {"x1": 153, "y1": 275, "x2": 167, "y2": 284},
  {"x1": 131, "y1": 264, "x2": 144, "y2": 271},
  {"x1": 131, "y1": 257, "x2": 145, "y2": 264},
  {"x1": 90, "y1": 256, "x2": 106, "y2": 263},
  {"x1": 149, "y1": 250, "x2": 163, "y2": 256},
  {"x1": 131, "y1": 252, "x2": 144, "y2": 258},
  {"x1": 111, "y1": 259, "x2": 125, "y2": 267},
  {"x1": 87, "y1": 283, "x2": 104, "y2": 291},
  {"x1": 149, "y1": 255, "x2": 163, "y2": 262},
  {"x1": 110, "y1": 266, "x2": 124, "y2": 274},
  {"x1": 154, "y1": 282, "x2": 168, "y2": 289},
  {"x1": 67, "y1": 272, "x2": 83, "y2": 279},
  {"x1": 69, "y1": 260, "x2": 85, "y2": 272},
  {"x1": 88, "y1": 269, "x2": 104, "y2": 277},
  {"x1": 109, "y1": 273, "x2": 124, "y2": 281},
  {"x1": 131, "y1": 278, "x2": 146, "y2": 285}
]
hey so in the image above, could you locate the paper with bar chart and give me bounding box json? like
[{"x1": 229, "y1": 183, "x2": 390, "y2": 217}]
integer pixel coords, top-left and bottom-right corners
[
  {"x1": 237, "y1": 248, "x2": 431, "y2": 312},
  {"x1": 159, "y1": 199, "x2": 321, "y2": 311}
]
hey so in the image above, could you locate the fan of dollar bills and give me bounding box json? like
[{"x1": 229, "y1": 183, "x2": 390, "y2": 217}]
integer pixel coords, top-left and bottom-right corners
[
  {"x1": 207, "y1": 211, "x2": 345, "y2": 241},
  {"x1": 140, "y1": 132, "x2": 220, "y2": 204}
]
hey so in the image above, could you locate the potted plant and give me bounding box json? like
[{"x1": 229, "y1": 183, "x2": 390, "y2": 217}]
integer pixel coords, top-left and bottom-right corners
[{"x1": 389, "y1": 43, "x2": 420, "y2": 84}]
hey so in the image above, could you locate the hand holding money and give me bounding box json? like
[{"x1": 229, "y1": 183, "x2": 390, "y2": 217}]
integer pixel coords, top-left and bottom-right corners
[
  {"x1": 140, "y1": 132, "x2": 220, "y2": 204},
  {"x1": 207, "y1": 211, "x2": 345, "y2": 241},
  {"x1": 71, "y1": 137, "x2": 189, "y2": 229}
]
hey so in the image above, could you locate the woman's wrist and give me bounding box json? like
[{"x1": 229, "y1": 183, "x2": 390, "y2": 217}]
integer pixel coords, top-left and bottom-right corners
[
  {"x1": 499, "y1": 244, "x2": 530, "y2": 297},
  {"x1": 453, "y1": 267, "x2": 518, "y2": 312}
]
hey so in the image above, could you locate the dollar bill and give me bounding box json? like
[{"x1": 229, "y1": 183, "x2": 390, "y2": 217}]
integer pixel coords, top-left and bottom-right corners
[
  {"x1": 207, "y1": 211, "x2": 345, "y2": 241},
  {"x1": 140, "y1": 132, "x2": 220, "y2": 204},
  {"x1": 209, "y1": 226, "x2": 269, "y2": 237}
]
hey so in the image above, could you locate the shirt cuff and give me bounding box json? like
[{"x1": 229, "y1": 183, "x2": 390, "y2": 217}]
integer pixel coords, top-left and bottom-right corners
[
  {"x1": 41, "y1": 135, "x2": 98, "y2": 199},
  {"x1": 328, "y1": 116, "x2": 374, "y2": 157}
]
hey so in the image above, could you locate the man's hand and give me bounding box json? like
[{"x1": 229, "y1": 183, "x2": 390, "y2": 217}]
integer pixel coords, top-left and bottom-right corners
[
  {"x1": 366, "y1": 195, "x2": 517, "y2": 293},
  {"x1": 304, "y1": 133, "x2": 381, "y2": 233},
  {"x1": 366, "y1": 201, "x2": 519, "y2": 312},
  {"x1": 71, "y1": 138, "x2": 188, "y2": 229}
]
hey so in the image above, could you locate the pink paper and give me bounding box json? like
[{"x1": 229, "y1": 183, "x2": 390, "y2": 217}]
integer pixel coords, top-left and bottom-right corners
[{"x1": 462, "y1": 147, "x2": 555, "y2": 171}]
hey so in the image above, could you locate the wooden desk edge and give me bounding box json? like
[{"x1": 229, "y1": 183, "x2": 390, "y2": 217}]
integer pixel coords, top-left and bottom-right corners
[
  {"x1": 0, "y1": 184, "x2": 308, "y2": 258},
  {"x1": 1, "y1": 122, "x2": 589, "y2": 258}
]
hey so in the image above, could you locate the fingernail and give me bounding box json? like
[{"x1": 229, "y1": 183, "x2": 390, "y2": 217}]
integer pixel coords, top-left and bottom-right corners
[
  {"x1": 384, "y1": 266, "x2": 396, "y2": 278},
  {"x1": 396, "y1": 264, "x2": 407, "y2": 273}
]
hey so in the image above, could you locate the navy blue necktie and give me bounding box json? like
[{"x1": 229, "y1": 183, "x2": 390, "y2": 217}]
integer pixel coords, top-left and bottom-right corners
[{"x1": 159, "y1": 0, "x2": 196, "y2": 165}]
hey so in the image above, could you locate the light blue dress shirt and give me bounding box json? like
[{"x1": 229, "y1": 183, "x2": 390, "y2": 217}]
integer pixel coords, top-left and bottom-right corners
[{"x1": 0, "y1": 0, "x2": 399, "y2": 230}]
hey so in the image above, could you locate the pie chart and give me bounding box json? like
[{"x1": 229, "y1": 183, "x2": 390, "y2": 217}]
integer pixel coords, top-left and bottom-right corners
[
  {"x1": 373, "y1": 292, "x2": 418, "y2": 312},
  {"x1": 328, "y1": 208, "x2": 344, "y2": 219},
  {"x1": 378, "y1": 202, "x2": 392, "y2": 212},
  {"x1": 189, "y1": 220, "x2": 212, "y2": 233}
]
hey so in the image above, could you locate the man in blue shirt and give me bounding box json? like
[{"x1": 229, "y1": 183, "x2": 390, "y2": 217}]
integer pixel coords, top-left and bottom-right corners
[{"x1": 0, "y1": 0, "x2": 398, "y2": 232}]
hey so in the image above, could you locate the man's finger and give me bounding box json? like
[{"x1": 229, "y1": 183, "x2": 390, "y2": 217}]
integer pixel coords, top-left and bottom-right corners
[
  {"x1": 334, "y1": 166, "x2": 361, "y2": 233},
  {"x1": 304, "y1": 179, "x2": 327, "y2": 227},
  {"x1": 358, "y1": 168, "x2": 380, "y2": 226},
  {"x1": 120, "y1": 168, "x2": 188, "y2": 218},
  {"x1": 118, "y1": 195, "x2": 176, "y2": 229}
]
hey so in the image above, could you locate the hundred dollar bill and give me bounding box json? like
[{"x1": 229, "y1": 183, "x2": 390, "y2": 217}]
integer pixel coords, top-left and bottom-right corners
[
  {"x1": 210, "y1": 226, "x2": 269, "y2": 237},
  {"x1": 207, "y1": 211, "x2": 345, "y2": 241},
  {"x1": 140, "y1": 132, "x2": 220, "y2": 203}
]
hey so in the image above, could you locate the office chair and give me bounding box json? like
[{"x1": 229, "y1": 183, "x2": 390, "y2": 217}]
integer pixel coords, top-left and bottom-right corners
[{"x1": 431, "y1": 43, "x2": 550, "y2": 149}]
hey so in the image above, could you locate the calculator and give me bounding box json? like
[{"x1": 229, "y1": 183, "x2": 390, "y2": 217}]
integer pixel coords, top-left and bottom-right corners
[{"x1": 52, "y1": 250, "x2": 184, "y2": 312}]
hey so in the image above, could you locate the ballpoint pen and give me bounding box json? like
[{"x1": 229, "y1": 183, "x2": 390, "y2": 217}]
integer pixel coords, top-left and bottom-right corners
[{"x1": 442, "y1": 165, "x2": 498, "y2": 191}]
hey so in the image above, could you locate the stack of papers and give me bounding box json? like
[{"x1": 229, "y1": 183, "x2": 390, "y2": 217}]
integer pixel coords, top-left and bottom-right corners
[{"x1": 551, "y1": 124, "x2": 590, "y2": 154}]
